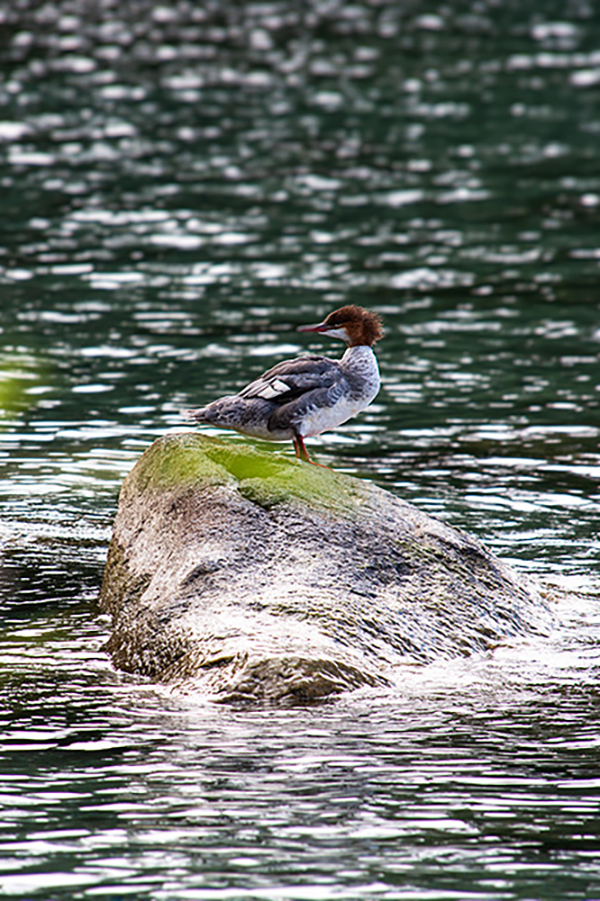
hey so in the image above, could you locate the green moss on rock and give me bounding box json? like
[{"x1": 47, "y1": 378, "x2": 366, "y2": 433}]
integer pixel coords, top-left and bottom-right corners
[{"x1": 131, "y1": 431, "x2": 363, "y2": 514}]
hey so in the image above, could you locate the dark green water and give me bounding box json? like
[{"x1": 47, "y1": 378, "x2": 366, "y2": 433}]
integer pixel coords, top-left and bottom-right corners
[{"x1": 1, "y1": 1, "x2": 599, "y2": 898}]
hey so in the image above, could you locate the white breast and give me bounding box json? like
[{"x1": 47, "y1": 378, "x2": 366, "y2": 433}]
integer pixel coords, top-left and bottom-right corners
[
  {"x1": 297, "y1": 345, "x2": 380, "y2": 437},
  {"x1": 300, "y1": 395, "x2": 371, "y2": 437}
]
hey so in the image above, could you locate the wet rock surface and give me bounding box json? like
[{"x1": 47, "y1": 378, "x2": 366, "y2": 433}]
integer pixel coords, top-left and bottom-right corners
[{"x1": 100, "y1": 433, "x2": 551, "y2": 702}]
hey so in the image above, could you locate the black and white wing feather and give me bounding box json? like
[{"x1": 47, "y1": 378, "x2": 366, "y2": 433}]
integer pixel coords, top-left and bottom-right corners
[{"x1": 238, "y1": 354, "x2": 342, "y2": 405}]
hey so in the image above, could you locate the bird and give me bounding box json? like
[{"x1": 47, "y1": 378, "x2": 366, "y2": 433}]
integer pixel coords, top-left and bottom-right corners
[{"x1": 187, "y1": 305, "x2": 383, "y2": 464}]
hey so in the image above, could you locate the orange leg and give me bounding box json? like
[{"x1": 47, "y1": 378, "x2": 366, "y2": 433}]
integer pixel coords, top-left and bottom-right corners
[
  {"x1": 293, "y1": 434, "x2": 312, "y2": 463},
  {"x1": 293, "y1": 435, "x2": 329, "y2": 468}
]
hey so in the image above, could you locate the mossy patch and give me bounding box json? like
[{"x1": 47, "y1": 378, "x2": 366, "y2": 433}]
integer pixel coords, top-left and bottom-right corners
[
  {"x1": 127, "y1": 432, "x2": 364, "y2": 514},
  {"x1": 128, "y1": 432, "x2": 235, "y2": 493}
]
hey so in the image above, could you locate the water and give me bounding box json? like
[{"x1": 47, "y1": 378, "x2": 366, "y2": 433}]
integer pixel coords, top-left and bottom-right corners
[{"x1": 1, "y1": 0, "x2": 600, "y2": 897}]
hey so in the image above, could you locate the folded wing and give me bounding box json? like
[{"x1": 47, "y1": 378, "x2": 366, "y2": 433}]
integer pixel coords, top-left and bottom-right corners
[{"x1": 239, "y1": 354, "x2": 343, "y2": 405}]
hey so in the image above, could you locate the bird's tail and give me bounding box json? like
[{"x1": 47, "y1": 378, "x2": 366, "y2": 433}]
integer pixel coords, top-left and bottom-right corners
[{"x1": 186, "y1": 406, "x2": 208, "y2": 422}]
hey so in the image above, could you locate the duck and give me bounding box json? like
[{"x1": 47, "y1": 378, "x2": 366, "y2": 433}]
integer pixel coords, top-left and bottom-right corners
[{"x1": 187, "y1": 305, "x2": 383, "y2": 464}]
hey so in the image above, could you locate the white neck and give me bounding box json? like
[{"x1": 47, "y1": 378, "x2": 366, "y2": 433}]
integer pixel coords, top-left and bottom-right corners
[{"x1": 340, "y1": 345, "x2": 380, "y2": 401}]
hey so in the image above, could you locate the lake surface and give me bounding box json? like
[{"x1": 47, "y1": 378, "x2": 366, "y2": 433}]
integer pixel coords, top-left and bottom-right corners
[{"x1": 1, "y1": 0, "x2": 599, "y2": 898}]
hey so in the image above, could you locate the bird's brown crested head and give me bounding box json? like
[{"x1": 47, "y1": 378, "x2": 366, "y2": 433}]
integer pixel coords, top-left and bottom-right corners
[{"x1": 321, "y1": 305, "x2": 384, "y2": 347}]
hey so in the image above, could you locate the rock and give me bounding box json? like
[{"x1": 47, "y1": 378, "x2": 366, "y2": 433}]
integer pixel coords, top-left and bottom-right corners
[{"x1": 99, "y1": 433, "x2": 551, "y2": 703}]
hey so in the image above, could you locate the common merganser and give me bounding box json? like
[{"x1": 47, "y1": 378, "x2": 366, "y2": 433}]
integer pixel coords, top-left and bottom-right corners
[{"x1": 188, "y1": 305, "x2": 383, "y2": 464}]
